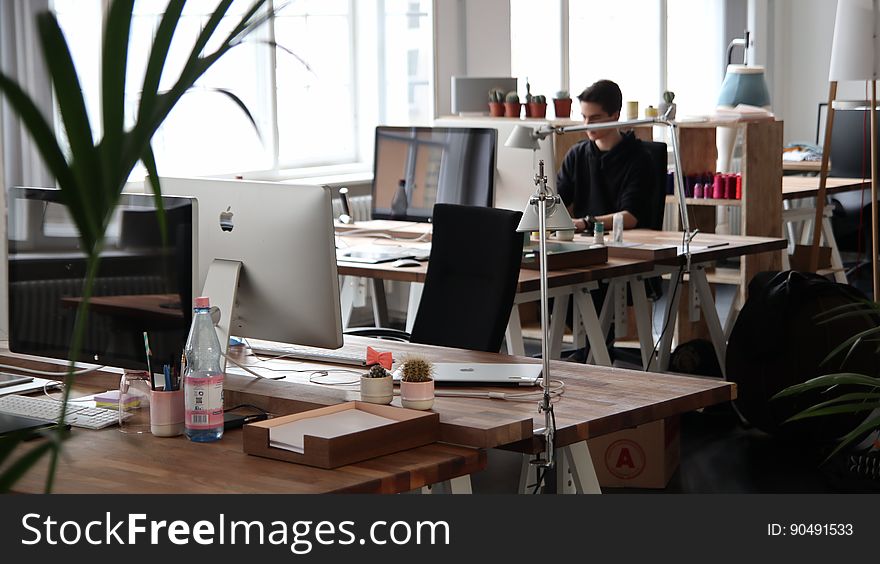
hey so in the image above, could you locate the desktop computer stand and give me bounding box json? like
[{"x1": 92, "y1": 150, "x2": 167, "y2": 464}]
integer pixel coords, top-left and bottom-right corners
[{"x1": 200, "y1": 258, "x2": 242, "y2": 369}]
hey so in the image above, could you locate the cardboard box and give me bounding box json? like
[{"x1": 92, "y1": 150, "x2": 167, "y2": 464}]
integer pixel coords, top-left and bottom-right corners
[{"x1": 587, "y1": 416, "x2": 680, "y2": 489}]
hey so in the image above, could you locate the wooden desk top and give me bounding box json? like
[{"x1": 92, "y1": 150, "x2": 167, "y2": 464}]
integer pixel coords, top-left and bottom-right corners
[
  {"x1": 781, "y1": 176, "x2": 869, "y2": 200},
  {"x1": 222, "y1": 336, "x2": 736, "y2": 452},
  {"x1": 782, "y1": 160, "x2": 822, "y2": 173},
  {"x1": 62, "y1": 293, "x2": 184, "y2": 321},
  {"x1": 11, "y1": 427, "x2": 485, "y2": 494}
]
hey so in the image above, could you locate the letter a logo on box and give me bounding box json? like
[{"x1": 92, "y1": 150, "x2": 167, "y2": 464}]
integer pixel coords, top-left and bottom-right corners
[{"x1": 605, "y1": 439, "x2": 646, "y2": 479}]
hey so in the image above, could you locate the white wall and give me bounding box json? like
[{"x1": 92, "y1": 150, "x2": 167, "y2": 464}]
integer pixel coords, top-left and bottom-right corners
[
  {"x1": 433, "y1": 0, "x2": 511, "y2": 117},
  {"x1": 771, "y1": 0, "x2": 866, "y2": 145}
]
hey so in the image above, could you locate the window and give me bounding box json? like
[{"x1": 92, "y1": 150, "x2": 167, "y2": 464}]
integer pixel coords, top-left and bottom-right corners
[
  {"x1": 51, "y1": 0, "x2": 434, "y2": 179},
  {"x1": 511, "y1": 0, "x2": 724, "y2": 118}
]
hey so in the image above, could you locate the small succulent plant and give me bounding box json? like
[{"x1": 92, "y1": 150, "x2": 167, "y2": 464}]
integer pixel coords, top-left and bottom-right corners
[
  {"x1": 532, "y1": 94, "x2": 546, "y2": 104},
  {"x1": 400, "y1": 356, "x2": 433, "y2": 383},
  {"x1": 505, "y1": 91, "x2": 520, "y2": 103},
  {"x1": 555, "y1": 90, "x2": 569, "y2": 100},
  {"x1": 366, "y1": 364, "x2": 389, "y2": 378},
  {"x1": 488, "y1": 88, "x2": 505, "y2": 103},
  {"x1": 663, "y1": 90, "x2": 675, "y2": 103}
]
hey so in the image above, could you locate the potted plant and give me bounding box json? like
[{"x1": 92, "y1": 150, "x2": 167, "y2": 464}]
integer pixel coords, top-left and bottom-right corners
[
  {"x1": 361, "y1": 363, "x2": 393, "y2": 405},
  {"x1": 553, "y1": 90, "x2": 572, "y2": 119},
  {"x1": 523, "y1": 80, "x2": 533, "y2": 117},
  {"x1": 659, "y1": 90, "x2": 676, "y2": 119},
  {"x1": 488, "y1": 88, "x2": 505, "y2": 117},
  {"x1": 399, "y1": 356, "x2": 434, "y2": 410},
  {"x1": 504, "y1": 91, "x2": 521, "y2": 118},
  {"x1": 0, "y1": 0, "x2": 277, "y2": 492},
  {"x1": 528, "y1": 94, "x2": 547, "y2": 119}
]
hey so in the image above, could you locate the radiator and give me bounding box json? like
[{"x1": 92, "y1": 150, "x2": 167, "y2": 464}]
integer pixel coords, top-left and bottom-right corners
[{"x1": 331, "y1": 195, "x2": 372, "y2": 222}]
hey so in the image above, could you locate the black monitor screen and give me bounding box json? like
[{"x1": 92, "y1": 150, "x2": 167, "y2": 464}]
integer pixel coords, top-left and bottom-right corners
[
  {"x1": 7, "y1": 187, "x2": 194, "y2": 371},
  {"x1": 830, "y1": 108, "x2": 875, "y2": 178},
  {"x1": 371, "y1": 126, "x2": 496, "y2": 222}
]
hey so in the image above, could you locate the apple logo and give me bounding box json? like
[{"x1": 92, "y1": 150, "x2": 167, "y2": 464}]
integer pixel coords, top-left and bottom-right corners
[{"x1": 219, "y1": 206, "x2": 234, "y2": 232}]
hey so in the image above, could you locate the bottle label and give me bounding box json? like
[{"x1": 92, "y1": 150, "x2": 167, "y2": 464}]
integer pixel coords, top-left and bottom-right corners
[{"x1": 184, "y1": 373, "x2": 224, "y2": 429}]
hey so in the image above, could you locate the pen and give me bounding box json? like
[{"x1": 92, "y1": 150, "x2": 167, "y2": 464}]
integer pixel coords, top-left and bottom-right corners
[
  {"x1": 143, "y1": 332, "x2": 155, "y2": 391},
  {"x1": 164, "y1": 364, "x2": 172, "y2": 391}
]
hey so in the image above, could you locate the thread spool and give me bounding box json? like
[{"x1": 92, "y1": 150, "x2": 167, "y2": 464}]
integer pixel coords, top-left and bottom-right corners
[
  {"x1": 735, "y1": 174, "x2": 743, "y2": 199},
  {"x1": 726, "y1": 174, "x2": 737, "y2": 199},
  {"x1": 685, "y1": 176, "x2": 695, "y2": 198},
  {"x1": 666, "y1": 171, "x2": 675, "y2": 195},
  {"x1": 626, "y1": 101, "x2": 639, "y2": 121},
  {"x1": 693, "y1": 183, "x2": 704, "y2": 199},
  {"x1": 713, "y1": 174, "x2": 723, "y2": 200}
]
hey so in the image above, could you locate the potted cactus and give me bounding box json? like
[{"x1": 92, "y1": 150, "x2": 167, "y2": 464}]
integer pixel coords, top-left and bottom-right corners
[
  {"x1": 553, "y1": 90, "x2": 572, "y2": 119},
  {"x1": 488, "y1": 88, "x2": 505, "y2": 117},
  {"x1": 660, "y1": 90, "x2": 676, "y2": 119},
  {"x1": 529, "y1": 94, "x2": 548, "y2": 119},
  {"x1": 399, "y1": 356, "x2": 434, "y2": 410},
  {"x1": 361, "y1": 363, "x2": 393, "y2": 405},
  {"x1": 504, "y1": 91, "x2": 521, "y2": 118}
]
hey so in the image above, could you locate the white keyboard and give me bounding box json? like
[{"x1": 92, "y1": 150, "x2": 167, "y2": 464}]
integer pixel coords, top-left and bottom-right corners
[
  {"x1": 247, "y1": 342, "x2": 368, "y2": 367},
  {"x1": 0, "y1": 394, "x2": 121, "y2": 430}
]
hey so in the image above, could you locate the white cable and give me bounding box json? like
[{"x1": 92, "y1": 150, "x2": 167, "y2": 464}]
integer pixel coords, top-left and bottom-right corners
[{"x1": 0, "y1": 362, "x2": 105, "y2": 377}]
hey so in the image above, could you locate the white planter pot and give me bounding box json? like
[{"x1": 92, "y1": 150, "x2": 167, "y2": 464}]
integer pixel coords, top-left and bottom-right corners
[
  {"x1": 400, "y1": 380, "x2": 434, "y2": 410},
  {"x1": 360, "y1": 375, "x2": 393, "y2": 405}
]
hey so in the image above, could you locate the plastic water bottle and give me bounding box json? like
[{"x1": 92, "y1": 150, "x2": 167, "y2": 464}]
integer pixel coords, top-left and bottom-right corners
[{"x1": 183, "y1": 296, "x2": 224, "y2": 442}]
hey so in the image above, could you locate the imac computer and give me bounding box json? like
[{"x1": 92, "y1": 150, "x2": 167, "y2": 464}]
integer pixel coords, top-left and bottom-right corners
[
  {"x1": 432, "y1": 117, "x2": 559, "y2": 212},
  {"x1": 371, "y1": 126, "x2": 496, "y2": 222},
  {"x1": 7, "y1": 186, "x2": 197, "y2": 370},
  {"x1": 158, "y1": 177, "x2": 343, "y2": 354}
]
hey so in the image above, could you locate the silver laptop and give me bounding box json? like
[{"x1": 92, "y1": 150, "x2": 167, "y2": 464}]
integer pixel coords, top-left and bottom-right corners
[{"x1": 393, "y1": 363, "x2": 542, "y2": 386}]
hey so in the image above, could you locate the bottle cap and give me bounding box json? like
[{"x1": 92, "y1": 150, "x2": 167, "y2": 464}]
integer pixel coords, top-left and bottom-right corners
[{"x1": 194, "y1": 296, "x2": 210, "y2": 308}]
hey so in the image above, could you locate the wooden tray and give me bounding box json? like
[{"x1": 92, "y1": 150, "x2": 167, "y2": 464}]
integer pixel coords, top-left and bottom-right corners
[
  {"x1": 604, "y1": 241, "x2": 677, "y2": 261},
  {"x1": 522, "y1": 241, "x2": 608, "y2": 270},
  {"x1": 243, "y1": 401, "x2": 440, "y2": 469}
]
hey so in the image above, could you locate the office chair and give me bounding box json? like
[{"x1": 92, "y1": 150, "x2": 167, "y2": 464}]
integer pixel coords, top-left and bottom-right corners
[{"x1": 346, "y1": 203, "x2": 524, "y2": 352}]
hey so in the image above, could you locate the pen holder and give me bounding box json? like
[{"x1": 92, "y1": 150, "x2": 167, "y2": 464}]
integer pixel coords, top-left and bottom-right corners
[{"x1": 150, "y1": 389, "x2": 185, "y2": 437}]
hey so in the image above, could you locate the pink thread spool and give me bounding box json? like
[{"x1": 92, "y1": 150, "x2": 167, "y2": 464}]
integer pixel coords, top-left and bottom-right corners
[
  {"x1": 693, "y1": 183, "x2": 704, "y2": 199},
  {"x1": 735, "y1": 174, "x2": 743, "y2": 199},
  {"x1": 725, "y1": 174, "x2": 736, "y2": 199},
  {"x1": 713, "y1": 174, "x2": 724, "y2": 199}
]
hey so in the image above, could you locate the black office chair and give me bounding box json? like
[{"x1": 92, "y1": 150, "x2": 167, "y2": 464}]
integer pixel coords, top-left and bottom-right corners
[
  {"x1": 346, "y1": 203, "x2": 524, "y2": 352},
  {"x1": 641, "y1": 140, "x2": 669, "y2": 231}
]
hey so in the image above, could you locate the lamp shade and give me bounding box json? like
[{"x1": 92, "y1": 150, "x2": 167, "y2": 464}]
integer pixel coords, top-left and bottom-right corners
[
  {"x1": 505, "y1": 125, "x2": 542, "y2": 150},
  {"x1": 717, "y1": 65, "x2": 771, "y2": 107},
  {"x1": 829, "y1": 0, "x2": 880, "y2": 81},
  {"x1": 516, "y1": 196, "x2": 575, "y2": 232}
]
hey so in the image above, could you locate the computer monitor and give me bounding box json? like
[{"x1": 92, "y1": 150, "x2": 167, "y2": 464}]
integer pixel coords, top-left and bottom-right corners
[
  {"x1": 6, "y1": 186, "x2": 196, "y2": 370},
  {"x1": 158, "y1": 177, "x2": 343, "y2": 353},
  {"x1": 829, "y1": 104, "x2": 875, "y2": 178},
  {"x1": 371, "y1": 126, "x2": 496, "y2": 222},
  {"x1": 432, "y1": 117, "x2": 558, "y2": 212}
]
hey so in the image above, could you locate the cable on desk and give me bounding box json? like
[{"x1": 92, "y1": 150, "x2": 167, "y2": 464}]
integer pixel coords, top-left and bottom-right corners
[
  {"x1": 645, "y1": 265, "x2": 685, "y2": 372},
  {"x1": 0, "y1": 363, "x2": 106, "y2": 377},
  {"x1": 223, "y1": 350, "x2": 363, "y2": 383}
]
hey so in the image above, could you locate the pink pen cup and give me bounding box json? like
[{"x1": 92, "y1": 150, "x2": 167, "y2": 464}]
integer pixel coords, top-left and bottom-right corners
[{"x1": 150, "y1": 389, "x2": 184, "y2": 437}]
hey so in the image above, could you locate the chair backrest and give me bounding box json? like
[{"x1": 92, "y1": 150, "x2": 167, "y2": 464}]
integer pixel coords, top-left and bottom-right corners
[
  {"x1": 410, "y1": 203, "x2": 524, "y2": 352},
  {"x1": 641, "y1": 140, "x2": 668, "y2": 230}
]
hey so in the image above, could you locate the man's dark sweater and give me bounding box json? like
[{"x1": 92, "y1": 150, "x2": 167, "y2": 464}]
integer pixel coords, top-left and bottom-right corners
[{"x1": 556, "y1": 131, "x2": 654, "y2": 227}]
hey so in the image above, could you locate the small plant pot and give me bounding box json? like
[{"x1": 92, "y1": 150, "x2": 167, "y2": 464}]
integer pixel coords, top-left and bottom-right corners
[
  {"x1": 659, "y1": 102, "x2": 676, "y2": 119},
  {"x1": 528, "y1": 102, "x2": 547, "y2": 119},
  {"x1": 400, "y1": 380, "x2": 434, "y2": 410},
  {"x1": 488, "y1": 102, "x2": 505, "y2": 117},
  {"x1": 503, "y1": 102, "x2": 521, "y2": 118},
  {"x1": 361, "y1": 375, "x2": 393, "y2": 405},
  {"x1": 553, "y1": 98, "x2": 572, "y2": 119}
]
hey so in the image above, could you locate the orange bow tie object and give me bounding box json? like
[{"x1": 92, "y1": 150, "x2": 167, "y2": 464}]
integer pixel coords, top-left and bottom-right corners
[{"x1": 366, "y1": 346, "x2": 393, "y2": 370}]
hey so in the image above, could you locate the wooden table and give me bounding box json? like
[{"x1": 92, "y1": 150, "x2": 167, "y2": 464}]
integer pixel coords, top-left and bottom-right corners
[
  {"x1": 782, "y1": 160, "x2": 823, "y2": 173},
  {"x1": 1, "y1": 335, "x2": 734, "y2": 494}
]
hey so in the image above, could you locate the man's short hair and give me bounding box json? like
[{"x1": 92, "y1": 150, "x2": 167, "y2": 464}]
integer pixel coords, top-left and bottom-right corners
[{"x1": 577, "y1": 80, "x2": 622, "y2": 115}]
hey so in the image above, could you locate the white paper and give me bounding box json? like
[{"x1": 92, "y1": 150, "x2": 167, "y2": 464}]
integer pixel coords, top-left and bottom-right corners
[{"x1": 269, "y1": 409, "x2": 397, "y2": 454}]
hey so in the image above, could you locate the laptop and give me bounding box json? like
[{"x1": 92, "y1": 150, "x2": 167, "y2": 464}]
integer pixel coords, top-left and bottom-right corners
[
  {"x1": 393, "y1": 363, "x2": 542, "y2": 386},
  {"x1": 337, "y1": 245, "x2": 429, "y2": 264}
]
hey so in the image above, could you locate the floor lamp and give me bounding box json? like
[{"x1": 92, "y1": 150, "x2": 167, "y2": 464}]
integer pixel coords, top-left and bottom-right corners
[
  {"x1": 811, "y1": 0, "x2": 880, "y2": 299},
  {"x1": 506, "y1": 113, "x2": 693, "y2": 470}
]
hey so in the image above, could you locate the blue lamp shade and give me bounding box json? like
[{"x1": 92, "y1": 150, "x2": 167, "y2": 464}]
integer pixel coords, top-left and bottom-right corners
[{"x1": 717, "y1": 64, "x2": 771, "y2": 107}]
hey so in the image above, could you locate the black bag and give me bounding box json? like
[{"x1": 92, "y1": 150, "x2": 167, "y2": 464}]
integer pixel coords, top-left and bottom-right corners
[{"x1": 726, "y1": 271, "x2": 880, "y2": 441}]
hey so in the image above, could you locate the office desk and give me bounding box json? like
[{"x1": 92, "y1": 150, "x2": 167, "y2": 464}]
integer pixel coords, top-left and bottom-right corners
[
  {"x1": 1, "y1": 336, "x2": 734, "y2": 494},
  {"x1": 780, "y1": 176, "x2": 869, "y2": 283},
  {"x1": 782, "y1": 160, "x2": 822, "y2": 174}
]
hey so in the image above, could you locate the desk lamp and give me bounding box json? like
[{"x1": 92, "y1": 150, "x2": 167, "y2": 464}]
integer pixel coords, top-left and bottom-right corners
[
  {"x1": 811, "y1": 0, "x2": 880, "y2": 298},
  {"x1": 716, "y1": 31, "x2": 771, "y2": 172},
  {"x1": 505, "y1": 113, "x2": 694, "y2": 470}
]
